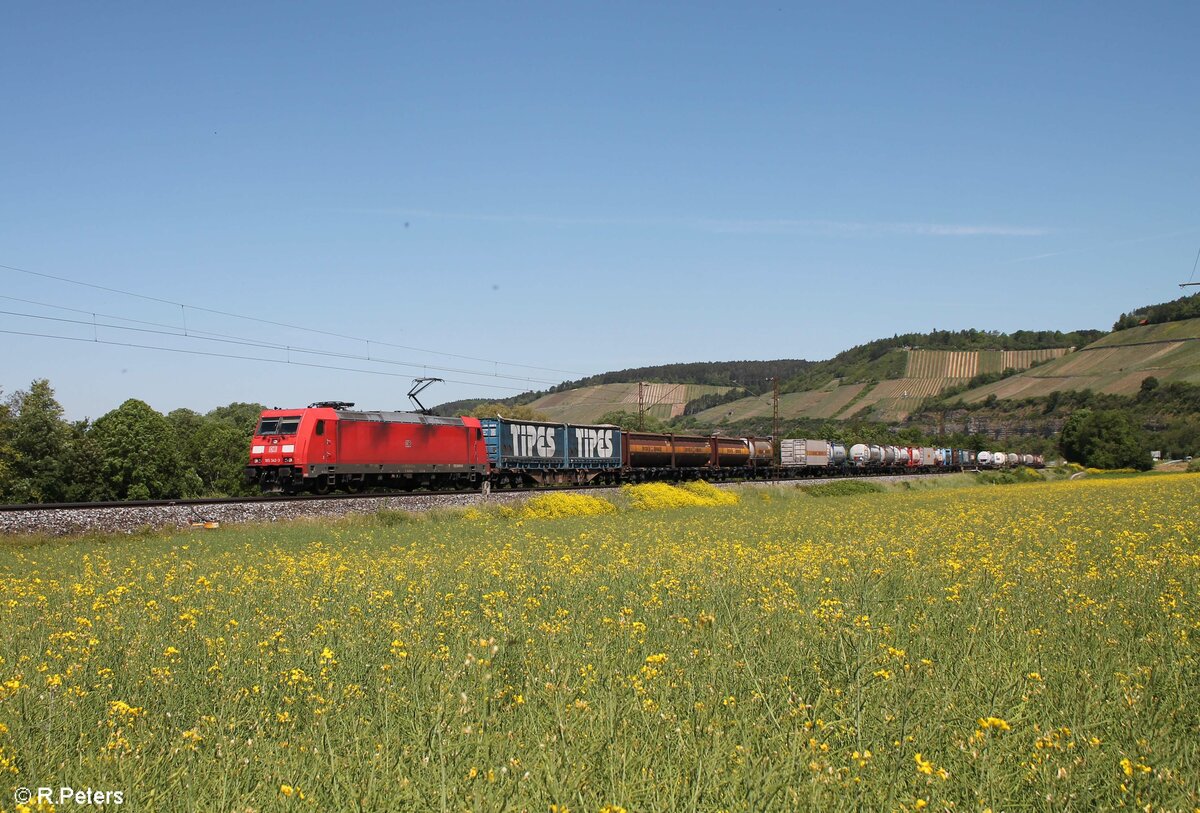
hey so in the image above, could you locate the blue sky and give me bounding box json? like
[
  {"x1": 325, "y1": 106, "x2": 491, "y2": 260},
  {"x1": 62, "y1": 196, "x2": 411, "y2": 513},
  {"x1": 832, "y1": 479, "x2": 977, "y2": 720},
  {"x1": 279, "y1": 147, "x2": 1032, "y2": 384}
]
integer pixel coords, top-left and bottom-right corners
[{"x1": 2, "y1": 2, "x2": 1198, "y2": 420}]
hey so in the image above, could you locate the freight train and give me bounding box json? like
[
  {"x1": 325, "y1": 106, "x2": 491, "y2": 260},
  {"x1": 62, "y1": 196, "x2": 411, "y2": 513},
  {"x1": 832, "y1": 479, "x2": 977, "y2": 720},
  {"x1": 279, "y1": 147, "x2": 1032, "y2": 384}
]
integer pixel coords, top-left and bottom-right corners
[{"x1": 246, "y1": 402, "x2": 1044, "y2": 494}]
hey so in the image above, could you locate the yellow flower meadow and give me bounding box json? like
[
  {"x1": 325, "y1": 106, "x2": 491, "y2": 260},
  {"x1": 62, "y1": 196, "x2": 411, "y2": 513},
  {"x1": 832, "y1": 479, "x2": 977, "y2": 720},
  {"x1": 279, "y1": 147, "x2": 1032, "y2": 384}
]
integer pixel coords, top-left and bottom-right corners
[
  {"x1": 0, "y1": 473, "x2": 1196, "y2": 810},
  {"x1": 518, "y1": 492, "x2": 616, "y2": 519}
]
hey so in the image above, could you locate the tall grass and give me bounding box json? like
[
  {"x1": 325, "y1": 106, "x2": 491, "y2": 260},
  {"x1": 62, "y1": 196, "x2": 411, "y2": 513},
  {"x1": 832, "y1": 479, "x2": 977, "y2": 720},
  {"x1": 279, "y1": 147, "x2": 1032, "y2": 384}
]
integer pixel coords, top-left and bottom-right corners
[{"x1": 1, "y1": 475, "x2": 1197, "y2": 810}]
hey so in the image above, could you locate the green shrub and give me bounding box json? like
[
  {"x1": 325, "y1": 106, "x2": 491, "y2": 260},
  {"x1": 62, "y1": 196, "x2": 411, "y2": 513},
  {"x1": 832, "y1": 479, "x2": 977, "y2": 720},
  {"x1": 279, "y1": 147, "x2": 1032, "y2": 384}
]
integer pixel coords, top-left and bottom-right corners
[
  {"x1": 801, "y1": 480, "x2": 885, "y2": 498},
  {"x1": 976, "y1": 466, "x2": 1045, "y2": 486},
  {"x1": 373, "y1": 508, "x2": 420, "y2": 526}
]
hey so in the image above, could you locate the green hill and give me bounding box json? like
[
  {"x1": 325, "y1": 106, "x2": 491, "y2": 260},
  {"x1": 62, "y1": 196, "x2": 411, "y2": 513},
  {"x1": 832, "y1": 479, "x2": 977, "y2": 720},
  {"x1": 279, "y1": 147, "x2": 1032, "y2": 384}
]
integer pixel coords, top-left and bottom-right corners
[
  {"x1": 434, "y1": 359, "x2": 809, "y2": 418},
  {"x1": 954, "y1": 317, "x2": 1200, "y2": 403},
  {"x1": 439, "y1": 294, "x2": 1200, "y2": 434},
  {"x1": 691, "y1": 346, "x2": 1074, "y2": 425},
  {"x1": 779, "y1": 329, "x2": 1101, "y2": 394}
]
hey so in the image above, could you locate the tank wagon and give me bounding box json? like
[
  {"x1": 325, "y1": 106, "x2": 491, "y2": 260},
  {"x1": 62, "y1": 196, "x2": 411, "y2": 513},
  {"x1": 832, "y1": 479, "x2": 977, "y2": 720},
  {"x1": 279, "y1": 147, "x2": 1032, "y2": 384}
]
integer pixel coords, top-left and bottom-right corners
[
  {"x1": 245, "y1": 403, "x2": 1042, "y2": 494},
  {"x1": 623, "y1": 432, "x2": 773, "y2": 480}
]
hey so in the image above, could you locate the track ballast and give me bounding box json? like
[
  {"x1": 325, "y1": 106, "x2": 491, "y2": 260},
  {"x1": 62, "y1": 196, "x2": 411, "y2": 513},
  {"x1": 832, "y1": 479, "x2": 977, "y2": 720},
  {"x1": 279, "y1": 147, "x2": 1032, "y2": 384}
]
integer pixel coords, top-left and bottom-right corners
[{"x1": 0, "y1": 472, "x2": 966, "y2": 537}]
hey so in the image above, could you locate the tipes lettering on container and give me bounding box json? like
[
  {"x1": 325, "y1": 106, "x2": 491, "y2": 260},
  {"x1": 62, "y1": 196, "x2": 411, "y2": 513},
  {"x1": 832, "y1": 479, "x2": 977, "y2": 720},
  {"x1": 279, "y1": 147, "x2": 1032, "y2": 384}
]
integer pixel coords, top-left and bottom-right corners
[{"x1": 510, "y1": 425, "x2": 614, "y2": 458}]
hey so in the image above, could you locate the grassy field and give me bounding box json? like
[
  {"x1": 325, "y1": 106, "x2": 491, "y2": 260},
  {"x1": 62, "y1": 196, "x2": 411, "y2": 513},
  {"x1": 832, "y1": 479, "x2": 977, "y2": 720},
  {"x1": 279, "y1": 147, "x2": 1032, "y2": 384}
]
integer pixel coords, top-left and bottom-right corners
[{"x1": 2, "y1": 476, "x2": 1198, "y2": 811}]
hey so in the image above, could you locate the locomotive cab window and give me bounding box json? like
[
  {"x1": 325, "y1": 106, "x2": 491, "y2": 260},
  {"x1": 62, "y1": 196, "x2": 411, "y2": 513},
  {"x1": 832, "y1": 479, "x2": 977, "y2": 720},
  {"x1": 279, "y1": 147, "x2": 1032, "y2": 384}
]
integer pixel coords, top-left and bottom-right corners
[
  {"x1": 315, "y1": 420, "x2": 325, "y2": 436},
  {"x1": 276, "y1": 417, "x2": 301, "y2": 435},
  {"x1": 256, "y1": 418, "x2": 280, "y2": 435}
]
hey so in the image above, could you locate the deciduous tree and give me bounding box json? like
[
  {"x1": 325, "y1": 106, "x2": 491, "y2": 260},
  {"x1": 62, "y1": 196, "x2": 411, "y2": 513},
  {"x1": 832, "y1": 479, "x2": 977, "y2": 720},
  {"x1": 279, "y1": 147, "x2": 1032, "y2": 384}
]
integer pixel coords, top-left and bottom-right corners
[
  {"x1": 206, "y1": 402, "x2": 267, "y2": 436},
  {"x1": 1059, "y1": 409, "x2": 1151, "y2": 470},
  {"x1": 190, "y1": 420, "x2": 250, "y2": 495},
  {"x1": 91, "y1": 399, "x2": 200, "y2": 499},
  {"x1": 7, "y1": 379, "x2": 69, "y2": 502},
  {"x1": 0, "y1": 388, "x2": 15, "y2": 501}
]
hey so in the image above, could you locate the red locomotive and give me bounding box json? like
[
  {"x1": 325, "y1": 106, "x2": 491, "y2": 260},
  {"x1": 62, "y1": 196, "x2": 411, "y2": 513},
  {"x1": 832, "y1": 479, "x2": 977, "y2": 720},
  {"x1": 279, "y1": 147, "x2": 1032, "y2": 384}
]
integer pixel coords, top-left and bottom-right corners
[{"x1": 247, "y1": 402, "x2": 489, "y2": 493}]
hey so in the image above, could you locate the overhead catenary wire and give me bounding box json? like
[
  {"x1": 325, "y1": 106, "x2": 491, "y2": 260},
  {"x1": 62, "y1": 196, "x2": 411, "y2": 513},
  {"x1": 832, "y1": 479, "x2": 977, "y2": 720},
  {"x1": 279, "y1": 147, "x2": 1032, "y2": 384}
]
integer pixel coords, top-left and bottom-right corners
[
  {"x1": 0, "y1": 329, "x2": 529, "y2": 392},
  {"x1": 0, "y1": 300, "x2": 744, "y2": 412},
  {"x1": 643, "y1": 382, "x2": 687, "y2": 410},
  {"x1": 0, "y1": 261, "x2": 582, "y2": 375},
  {"x1": 0, "y1": 304, "x2": 561, "y2": 386}
]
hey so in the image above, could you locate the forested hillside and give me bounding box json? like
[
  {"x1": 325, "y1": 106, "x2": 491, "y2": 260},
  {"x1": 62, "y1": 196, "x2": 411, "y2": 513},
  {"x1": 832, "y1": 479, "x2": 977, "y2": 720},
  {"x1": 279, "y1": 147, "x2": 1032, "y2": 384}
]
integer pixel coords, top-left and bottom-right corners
[
  {"x1": 437, "y1": 332, "x2": 1099, "y2": 417},
  {"x1": 946, "y1": 318, "x2": 1200, "y2": 404},
  {"x1": 782, "y1": 329, "x2": 1102, "y2": 393},
  {"x1": 1113, "y1": 291, "x2": 1200, "y2": 331}
]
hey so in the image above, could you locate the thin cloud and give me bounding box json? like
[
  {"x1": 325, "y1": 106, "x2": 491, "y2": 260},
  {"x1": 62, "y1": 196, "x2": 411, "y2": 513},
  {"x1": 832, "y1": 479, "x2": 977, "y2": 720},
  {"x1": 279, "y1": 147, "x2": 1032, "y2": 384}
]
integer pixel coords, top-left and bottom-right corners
[
  {"x1": 334, "y1": 207, "x2": 1050, "y2": 238},
  {"x1": 703, "y1": 219, "x2": 1050, "y2": 237}
]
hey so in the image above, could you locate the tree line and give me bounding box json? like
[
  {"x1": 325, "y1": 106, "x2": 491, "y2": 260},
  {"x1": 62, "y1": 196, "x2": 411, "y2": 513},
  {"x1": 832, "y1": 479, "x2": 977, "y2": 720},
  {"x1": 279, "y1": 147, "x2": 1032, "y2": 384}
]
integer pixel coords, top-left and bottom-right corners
[
  {"x1": 548, "y1": 359, "x2": 814, "y2": 393},
  {"x1": 0, "y1": 379, "x2": 263, "y2": 503},
  {"x1": 1113, "y1": 292, "x2": 1200, "y2": 331}
]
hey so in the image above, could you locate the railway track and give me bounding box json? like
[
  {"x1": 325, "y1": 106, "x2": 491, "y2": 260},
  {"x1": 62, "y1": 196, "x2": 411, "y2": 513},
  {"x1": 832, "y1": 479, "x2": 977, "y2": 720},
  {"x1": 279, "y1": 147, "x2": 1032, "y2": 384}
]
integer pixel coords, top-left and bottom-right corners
[
  {"x1": 0, "y1": 472, "x2": 965, "y2": 537},
  {"x1": 0, "y1": 463, "x2": 969, "y2": 514},
  {"x1": 0, "y1": 489, "x2": 469, "y2": 513}
]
